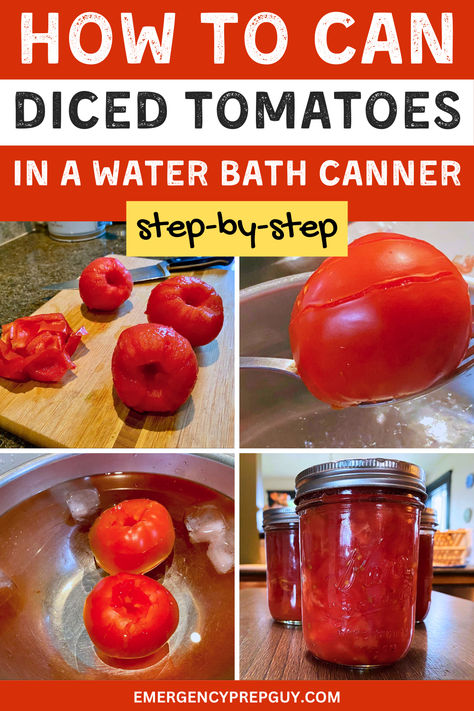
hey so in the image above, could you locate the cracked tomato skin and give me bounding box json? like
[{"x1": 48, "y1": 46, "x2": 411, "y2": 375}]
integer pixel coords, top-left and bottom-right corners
[
  {"x1": 112, "y1": 323, "x2": 198, "y2": 413},
  {"x1": 146, "y1": 276, "x2": 224, "y2": 347},
  {"x1": 79, "y1": 257, "x2": 133, "y2": 311},
  {"x1": 83, "y1": 573, "x2": 179, "y2": 659},
  {"x1": 289, "y1": 233, "x2": 472, "y2": 408},
  {"x1": 89, "y1": 498, "x2": 175, "y2": 575}
]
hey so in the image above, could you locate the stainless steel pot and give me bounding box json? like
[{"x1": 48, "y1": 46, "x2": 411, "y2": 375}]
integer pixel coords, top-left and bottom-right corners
[
  {"x1": 0, "y1": 453, "x2": 234, "y2": 680},
  {"x1": 240, "y1": 273, "x2": 474, "y2": 448}
]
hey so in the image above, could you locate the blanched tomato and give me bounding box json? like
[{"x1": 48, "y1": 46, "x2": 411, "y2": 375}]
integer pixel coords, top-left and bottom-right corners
[
  {"x1": 89, "y1": 498, "x2": 175, "y2": 574},
  {"x1": 79, "y1": 257, "x2": 133, "y2": 311},
  {"x1": 111, "y1": 323, "x2": 198, "y2": 413},
  {"x1": 83, "y1": 573, "x2": 179, "y2": 659},
  {"x1": 146, "y1": 276, "x2": 224, "y2": 347},
  {"x1": 289, "y1": 233, "x2": 472, "y2": 407}
]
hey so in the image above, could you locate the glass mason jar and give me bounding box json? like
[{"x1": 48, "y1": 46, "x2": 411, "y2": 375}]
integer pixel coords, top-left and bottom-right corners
[
  {"x1": 295, "y1": 458, "x2": 426, "y2": 667},
  {"x1": 416, "y1": 508, "x2": 438, "y2": 623},
  {"x1": 263, "y1": 507, "x2": 302, "y2": 625}
]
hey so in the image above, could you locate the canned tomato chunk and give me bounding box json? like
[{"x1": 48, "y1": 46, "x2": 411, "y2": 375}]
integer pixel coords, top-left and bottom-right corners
[
  {"x1": 263, "y1": 508, "x2": 301, "y2": 625},
  {"x1": 416, "y1": 508, "x2": 437, "y2": 623},
  {"x1": 295, "y1": 459, "x2": 426, "y2": 667}
]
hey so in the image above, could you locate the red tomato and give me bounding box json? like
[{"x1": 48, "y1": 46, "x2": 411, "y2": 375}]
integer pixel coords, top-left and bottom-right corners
[
  {"x1": 146, "y1": 276, "x2": 224, "y2": 347},
  {"x1": 25, "y1": 348, "x2": 75, "y2": 383},
  {"x1": 0, "y1": 313, "x2": 86, "y2": 382},
  {"x1": 79, "y1": 257, "x2": 133, "y2": 311},
  {"x1": 89, "y1": 498, "x2": 175, "y2": 575},
  {"x1": 289, "y1": 233, "x2": 472, "y2": 407},
  {"x1": 83, "y1": 573, "x2": 179, "y2": 659},
  {"x1": 112, "y1": 323, "x2": 198, "y2": 413}
]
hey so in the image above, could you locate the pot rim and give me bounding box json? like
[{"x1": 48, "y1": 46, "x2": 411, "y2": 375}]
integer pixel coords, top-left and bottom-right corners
[
  {"x1": 240, "y1": 271, "x2": 312, "y2": 302},
  {"x1": 0, "y1": 452, "x2": 234, "y2": 515}
]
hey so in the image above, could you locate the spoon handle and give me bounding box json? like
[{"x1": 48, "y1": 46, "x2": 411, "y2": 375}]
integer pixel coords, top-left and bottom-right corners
[{"x1": 240, "y1": 356, "x2": 299, "y2": 377}]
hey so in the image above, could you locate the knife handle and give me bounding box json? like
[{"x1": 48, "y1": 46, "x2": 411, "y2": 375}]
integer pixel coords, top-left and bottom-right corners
[{"x1": 167, "y1": 257, "x2": 234, "y2": 272}]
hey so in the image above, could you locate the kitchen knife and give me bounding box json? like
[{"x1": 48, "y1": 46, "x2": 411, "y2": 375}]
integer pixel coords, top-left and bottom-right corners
[{"x1": 42, "y1": 256, "x2": 234, "y2": 290}]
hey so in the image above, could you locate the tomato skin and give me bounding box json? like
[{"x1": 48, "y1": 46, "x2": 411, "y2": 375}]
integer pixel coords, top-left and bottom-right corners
[
  {"x1": 111, "y1": 323, "x2": 198, "y2": 413},
  {"x1": 83, "y1": 573, "x2": 179, "y2": 659},
  {"x1": 146, "y1": 276, "x2": 224, "y2": 347},
  {"x1": 79, "y1": 257, "x2": 133, "y2": 311},
  {"x1": 89, "y1": 498, "x2": 175, "y2": 575},
  {"x1": 289, "y1": 233, "x2": 472, "y2": 407}
]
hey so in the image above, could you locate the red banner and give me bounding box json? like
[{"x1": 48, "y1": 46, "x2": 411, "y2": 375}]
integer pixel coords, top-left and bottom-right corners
[
  {"x1": 0, "y1": 680, "x2": 471, "y2": 710},
  {"x1": 1, "y1": 146, "x2": 471, "y2": 221}
]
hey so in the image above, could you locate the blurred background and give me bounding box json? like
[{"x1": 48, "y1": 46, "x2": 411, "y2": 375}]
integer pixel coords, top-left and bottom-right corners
[{"x1": 240, "y1": 452, "x2": 474, "y2": 601}]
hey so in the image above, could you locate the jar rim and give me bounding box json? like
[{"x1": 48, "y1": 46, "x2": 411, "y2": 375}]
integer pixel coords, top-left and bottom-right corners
[
  {"x1": 263, "y1": 506, "x2": 299, "y2": 527},
  {"x1": 420, "y1": 507, "x2": 438, "y2": 528},
  {"x1": 295, "y1": 458, "x2": 427, "y2": 502}
]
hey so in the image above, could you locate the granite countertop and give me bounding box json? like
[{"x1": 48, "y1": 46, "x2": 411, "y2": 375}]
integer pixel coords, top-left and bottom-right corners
[{"x1": 0, "y1": 224, "x2": 126, "y2": 448}]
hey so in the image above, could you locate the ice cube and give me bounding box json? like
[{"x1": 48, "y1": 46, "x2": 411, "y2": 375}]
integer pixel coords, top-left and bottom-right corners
[
  {"x1": 207, "y1": 539, "x2": 234, "y2": 574},
  {"x1": 223, "y1": 521, "x2": 234, "y2": 547},
  {"x1": 184, "y1": 504, "x2": 227, "y2": 544},
  {"x1": 185, "y1": 505, "x2": 235, "y2": 573},
  {"x1": 66, "y1": 488, "x2": 100, "y2": 523},
  {"x1": 0, "y1": 570, "x2": 16, "y2": 606}
]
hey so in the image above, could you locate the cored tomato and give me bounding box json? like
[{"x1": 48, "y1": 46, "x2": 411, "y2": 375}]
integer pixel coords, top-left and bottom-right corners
[
  {"x1": 289, "y1": 233, "x2": 472, "y2": 407},
  {"x1": 111, "y1": 323, "x2": 198, "y2": 413},
  {"x1": 83, "y1": 573, "x2": 179, "y2": 659},
  {"x1": 89, "y1": 498, "x2": 175, "y2": 575},
  {"x1": 146, "y1": 276, "x2": 224, "y2": 347},
  {"x1": 79, "y1": 257, "x2": 133, "y2": 311}
]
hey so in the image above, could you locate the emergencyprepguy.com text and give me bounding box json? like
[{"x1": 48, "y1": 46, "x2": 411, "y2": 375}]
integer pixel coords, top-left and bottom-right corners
[{"x1": 134, "y1": 689, "x2": 341, "y2": 704}]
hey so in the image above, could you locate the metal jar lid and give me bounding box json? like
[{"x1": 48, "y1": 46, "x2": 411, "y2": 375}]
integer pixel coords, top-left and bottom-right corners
[
  {"x1": 420, "y1": 507, "x2": 438, "y2": 528},
  {"x1": 263, "y1": 507, "x2": 299, "y2": 528},
  {"x1": 295, "y1": 458, "x2": 427, "y2": 503}
]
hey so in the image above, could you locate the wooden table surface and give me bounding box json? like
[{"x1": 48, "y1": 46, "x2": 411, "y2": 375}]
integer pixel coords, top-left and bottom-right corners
[{"x1": 240, "y1": 587, "x2": 474, "y2": 680}]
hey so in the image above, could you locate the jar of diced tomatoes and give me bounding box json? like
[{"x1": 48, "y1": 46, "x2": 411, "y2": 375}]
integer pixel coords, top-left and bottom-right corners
[
  {"x1": 263, "y1": 508, "x2": 302, "y2": 625},
  {"x1": 295, "y1": 458, "x2": 426, "y2": 667},
  {"x1": 416, "y1": 508, "x2": 438, "y2": 623}
]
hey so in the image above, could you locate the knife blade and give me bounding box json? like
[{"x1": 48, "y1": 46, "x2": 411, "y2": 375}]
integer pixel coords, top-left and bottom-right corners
[{"x1": 42, "y1": 257, "x2": 234, "y2": 290}]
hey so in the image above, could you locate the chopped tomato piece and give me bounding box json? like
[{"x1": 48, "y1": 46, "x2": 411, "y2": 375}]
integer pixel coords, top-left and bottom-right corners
[
  {"x1": 25, "y1": 348, "x2": 75, "y2": 383},
  {"x1": 64, "y1": 327, "x2": 88, "y2": 357},
  {"x1": 0, "y1": 314, "x2": 87, "y2": 383}
]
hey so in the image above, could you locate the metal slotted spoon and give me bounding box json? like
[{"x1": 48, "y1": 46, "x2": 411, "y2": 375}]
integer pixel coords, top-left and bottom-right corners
[{"x1": 240, "y1": 338, "x2": 474, "y2": 408}]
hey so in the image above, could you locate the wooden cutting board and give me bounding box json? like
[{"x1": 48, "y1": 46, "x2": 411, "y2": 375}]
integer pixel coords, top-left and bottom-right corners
[{"x1": 0, "y1": 257, "x2": 234, "y2": 448}]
